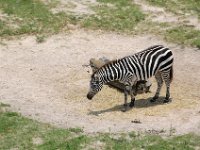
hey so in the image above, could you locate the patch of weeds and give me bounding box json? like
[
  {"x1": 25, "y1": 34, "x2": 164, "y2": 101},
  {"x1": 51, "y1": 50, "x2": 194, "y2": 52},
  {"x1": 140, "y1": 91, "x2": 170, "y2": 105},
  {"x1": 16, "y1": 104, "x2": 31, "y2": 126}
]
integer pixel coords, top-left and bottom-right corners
[
  {"x1": 68, "y1": 127, "x2": 84, "y2": 133},
  {"x1": 36, "y1": 130, "x2": 89, "y2": 150},
  {"x1": 146, "y1": 0, "x2": 200, "y2": 18},
  {"x1": 0, "y1": 109, "x2": 90, "y2": 150},
  {"x1": 46, "y1": 0, "x2": 60, "y2": 9},
  {"x1": 65, "y1": 1, "x2": 77, "y2": 9},
  {"x1": 0, "y1": 0, "x2": 69, "y2": 37},
  {"x1": 134, "y1": 20, "x2": 172, "y2": 38},
  {"x1": 0, "y1": 20, "x2": 14, "y2": 36},
  {"x1": 65, "y1": 135, "x2": 89, "y2": 150},
  {"x1": 38, "y1": 129, "x2": 85, "y2": 150},
  {"x1": 129, "y1": 131, "x2": 138, "y2": 138},
  {"x1": 0, "y1": 103, "x2": 10, "y2": 107},
  {"x1": 1, "y1": 109, "x2": 200, "y2": 149},
  {"x1": 167, "y1": 134, "x2": 200, "y2": 150},
  {"x1": 36, "y1": 34, "x2": 46, "y2": 43},
  {"x1": 165, "y1": 26, "x2": 200, "y2": 48},
  {"x1": 98, "y1": 132, "x2": 200, "y2": 150},
  {"x1": 66, "y1": 14, "x2": 81, "y2": 25},
  {"x1": 169, "y1": 126, "x2": 176, "y2": 136},
  {"x1": 0, "y1": 103, "x2": 10, "y2": 114},
  {"x1": 192, "y1": 39, "x2": 200, "y2": 49},
  {"x1": 82, "y1": 0, "x2": 145, "y2": 33},
  {"x1": 145, "y1": 0, "x2": 177, "y2": 11},
  {"x1": 98, "y1": 133, "x2": 132, "y2": 150}
]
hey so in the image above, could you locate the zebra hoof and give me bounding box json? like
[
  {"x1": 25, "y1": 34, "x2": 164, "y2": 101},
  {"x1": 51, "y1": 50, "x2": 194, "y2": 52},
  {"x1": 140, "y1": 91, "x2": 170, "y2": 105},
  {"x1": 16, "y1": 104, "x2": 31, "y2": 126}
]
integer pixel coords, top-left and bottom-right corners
[
  {"x1": 150, "y1": 98, "x2": 157, "y2": 103},
  {"x1": 129, "y1": 102, "x2": 134, "y2": 108},
  {"x1": 121, "y1": 105, "x2": 127, "y2": 112},
  {"x1": 123, "y1": 104, "x2": 128, "y2": 107},
  {"x1": 164, "y1": 99, "x2": 171, "y2": 103},
  {"x1": 121, "y1": 108, "x2": 127, "y2": 112},
  {"x1": 150, "y1": 96, "x2": 158, "y2": 103}
]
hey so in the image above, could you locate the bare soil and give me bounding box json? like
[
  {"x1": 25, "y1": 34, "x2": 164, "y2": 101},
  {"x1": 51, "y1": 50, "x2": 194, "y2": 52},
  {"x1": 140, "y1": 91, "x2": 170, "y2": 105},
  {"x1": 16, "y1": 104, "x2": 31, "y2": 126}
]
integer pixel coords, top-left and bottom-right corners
[
  {"x1": 1, "y1": 29, "x2": 200, "y2": 135},
  {"x1": 134, "y1": 0, "x2": 200, "y2": 30},
  {"x1": 42, "y1": 0, "x2": 97, "y2": 15}
]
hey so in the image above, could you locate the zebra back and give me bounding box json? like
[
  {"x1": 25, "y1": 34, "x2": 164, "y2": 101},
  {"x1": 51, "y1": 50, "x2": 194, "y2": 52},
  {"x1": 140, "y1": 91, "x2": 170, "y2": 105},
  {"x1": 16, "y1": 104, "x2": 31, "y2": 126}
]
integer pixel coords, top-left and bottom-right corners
[{"x1": 93, "y1": 45, "x2": 173, "y2": 84}]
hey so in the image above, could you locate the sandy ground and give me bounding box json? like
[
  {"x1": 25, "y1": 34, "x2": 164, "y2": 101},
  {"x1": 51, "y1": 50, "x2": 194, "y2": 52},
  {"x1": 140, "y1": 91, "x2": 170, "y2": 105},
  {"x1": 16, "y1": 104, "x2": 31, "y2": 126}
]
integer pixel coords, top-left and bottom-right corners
[
  {"x1": 134, "y1": 0, "x2": 200, "y2": 30},
  {"x1": 42, "y1": 0, "x2": 97, "y2": 15},
  {"x1": 1, "y1": 29, "x2": 200, "y2": 135}
]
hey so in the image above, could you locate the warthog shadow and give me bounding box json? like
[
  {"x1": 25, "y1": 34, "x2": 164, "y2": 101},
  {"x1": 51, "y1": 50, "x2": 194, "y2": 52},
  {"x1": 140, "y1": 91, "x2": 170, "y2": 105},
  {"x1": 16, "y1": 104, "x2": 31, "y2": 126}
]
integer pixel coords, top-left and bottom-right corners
[{"x1": 88, "y1": 96, "x2": 169, "y2": 116}]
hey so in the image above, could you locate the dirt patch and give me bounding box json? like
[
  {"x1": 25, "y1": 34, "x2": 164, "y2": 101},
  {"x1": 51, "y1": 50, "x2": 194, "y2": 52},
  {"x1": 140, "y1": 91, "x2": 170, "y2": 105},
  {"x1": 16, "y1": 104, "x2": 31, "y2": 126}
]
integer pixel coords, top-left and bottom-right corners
[
  {"x1": 134, "y1": 0, "x2": 200, "y2": 30},
  {"x1": 42, "y1": 0, "x2": 97, "y2": 15},
  {"x1": 134, "y1": 0, "x2": 179, "y2": 23},
  {"x1": 0, "y1": 29, "x2": 200, "y2": 135},
  {"x1": 0, "y1": 10, "x2": 21, "y2": 29}
]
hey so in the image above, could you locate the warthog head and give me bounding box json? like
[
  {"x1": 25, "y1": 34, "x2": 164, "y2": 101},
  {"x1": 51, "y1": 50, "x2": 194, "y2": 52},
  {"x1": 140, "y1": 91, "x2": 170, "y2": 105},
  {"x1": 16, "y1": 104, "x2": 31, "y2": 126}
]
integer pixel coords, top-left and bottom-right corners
[{"x1": 134, "y1": 80, "x2": 152, "y2": 95}]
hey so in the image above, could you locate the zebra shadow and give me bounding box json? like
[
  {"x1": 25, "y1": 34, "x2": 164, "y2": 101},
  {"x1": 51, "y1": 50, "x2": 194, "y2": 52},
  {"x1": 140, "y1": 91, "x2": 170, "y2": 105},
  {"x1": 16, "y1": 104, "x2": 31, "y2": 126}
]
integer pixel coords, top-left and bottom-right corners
[{"x1": 88, "y1": 97, "x2": 167, "y2": 116}]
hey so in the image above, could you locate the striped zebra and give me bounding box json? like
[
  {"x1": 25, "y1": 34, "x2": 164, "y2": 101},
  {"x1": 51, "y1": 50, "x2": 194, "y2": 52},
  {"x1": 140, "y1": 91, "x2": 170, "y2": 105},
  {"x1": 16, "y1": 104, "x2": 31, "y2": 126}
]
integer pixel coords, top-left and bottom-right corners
[{"x1": 87, "y1": 45, "x2": 174, "y2": 112}]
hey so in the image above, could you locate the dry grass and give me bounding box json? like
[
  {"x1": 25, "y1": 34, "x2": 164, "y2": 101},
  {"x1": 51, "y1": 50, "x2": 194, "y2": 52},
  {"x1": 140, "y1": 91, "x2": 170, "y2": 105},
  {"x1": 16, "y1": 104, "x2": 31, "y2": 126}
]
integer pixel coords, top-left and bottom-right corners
[{"x1": 67, "y1": 75, "x2": 199, "y2": 120}]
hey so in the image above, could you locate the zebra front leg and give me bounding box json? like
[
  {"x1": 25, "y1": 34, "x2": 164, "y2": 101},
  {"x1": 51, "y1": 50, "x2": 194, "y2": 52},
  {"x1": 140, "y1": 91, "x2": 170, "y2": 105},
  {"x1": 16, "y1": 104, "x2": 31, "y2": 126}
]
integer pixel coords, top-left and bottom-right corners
[
  {"x1": 129, "y1": 94, "x2": 135, "y2": 108},
  {"x1": 129, "y1": 86, "x2": 136, "y2": 108},
  {"x1": 150, "y1": 72, "x2": 163, "y2": 102},
  {"x1": 122, "y1": 86, "x2": 129, "y2": 112}
]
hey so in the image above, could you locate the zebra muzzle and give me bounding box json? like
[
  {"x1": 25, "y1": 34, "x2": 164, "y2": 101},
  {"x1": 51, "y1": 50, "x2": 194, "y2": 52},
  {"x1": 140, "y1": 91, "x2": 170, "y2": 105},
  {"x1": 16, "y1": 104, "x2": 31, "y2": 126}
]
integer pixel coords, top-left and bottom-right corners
[{"x1": 87, "y1": 93, "x2": 93, "y2": 100}]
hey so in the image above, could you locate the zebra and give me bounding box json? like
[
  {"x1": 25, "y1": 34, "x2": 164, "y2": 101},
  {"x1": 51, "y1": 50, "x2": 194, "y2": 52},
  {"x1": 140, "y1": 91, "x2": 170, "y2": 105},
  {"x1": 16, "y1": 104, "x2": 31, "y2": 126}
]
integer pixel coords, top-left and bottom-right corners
[{"x1": 87, "y1": 45, "x2": 174, "y2": 112}]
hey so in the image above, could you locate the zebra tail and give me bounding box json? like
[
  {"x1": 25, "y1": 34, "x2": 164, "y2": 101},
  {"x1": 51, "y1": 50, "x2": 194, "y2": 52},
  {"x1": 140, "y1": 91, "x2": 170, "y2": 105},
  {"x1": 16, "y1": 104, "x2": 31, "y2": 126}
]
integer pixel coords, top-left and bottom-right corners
[{"x1": 170, "y1": 66, "x2": 173, "y2": 83}]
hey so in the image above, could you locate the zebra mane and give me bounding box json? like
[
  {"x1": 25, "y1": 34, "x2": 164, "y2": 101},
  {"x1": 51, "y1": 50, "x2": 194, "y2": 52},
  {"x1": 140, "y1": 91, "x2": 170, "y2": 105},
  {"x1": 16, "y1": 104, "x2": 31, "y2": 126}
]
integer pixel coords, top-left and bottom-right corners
[
  {"x1": 136, "y1": 45, "x2": 164, "y2": 55},
  {"x1": 91, "y1": 59, "x2": 120, "y2": 77}
]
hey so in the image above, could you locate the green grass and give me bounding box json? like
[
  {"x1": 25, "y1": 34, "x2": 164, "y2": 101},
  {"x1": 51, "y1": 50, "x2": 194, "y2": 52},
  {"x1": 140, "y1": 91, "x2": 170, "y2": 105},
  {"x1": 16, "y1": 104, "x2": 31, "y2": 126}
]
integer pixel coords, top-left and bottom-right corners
[
  {"x1": 145, "y1": 0, "x2": 179, "y2": 13},
  {"x1": 0, "y1": 109, "x2": 89, "y2": 149},
  {"x1": 0, "y1": 103, "x2": 200, "y2": 150},
  {"x1": 0, "y1": 0, "x2": 69, "y2": 37},
  {"x1": 0, "y1": 102, "x2": 10, "y2": 107},
  {"x1": 97, "y1": 132, "x2": 200, "y2": 150},
  {"x1": 82, "y1": 0, "x2": 145, "y2": 32},
  {"x1": 146, "y1": 0, "x2": 200, "y2": 18},
  {"x1": 0, "y1": 0, "x2": 199, "y2": 49},
  {"x1": 165, "y1": 26, "x2": 200, "y2": 48},
  {"x1": 142, "y1": 0, "x2": 200, "y2": 49},
  {"x1": 36, "y1": 34, "x2": 46, "y2": 43}
]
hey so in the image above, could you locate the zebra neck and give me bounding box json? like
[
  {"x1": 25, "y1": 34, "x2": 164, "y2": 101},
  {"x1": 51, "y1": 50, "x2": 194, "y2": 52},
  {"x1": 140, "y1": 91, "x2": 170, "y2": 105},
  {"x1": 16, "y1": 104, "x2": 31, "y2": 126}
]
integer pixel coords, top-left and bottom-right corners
[
  {"x1": 98, "y1": 69, "x2": 113, "y2": 84},
  {"x1": 101, "y1": 73, "x2": 115, "y2": 84},
  {"x1": 100, "y1": 65, "x2": 120, "y2": 84}
]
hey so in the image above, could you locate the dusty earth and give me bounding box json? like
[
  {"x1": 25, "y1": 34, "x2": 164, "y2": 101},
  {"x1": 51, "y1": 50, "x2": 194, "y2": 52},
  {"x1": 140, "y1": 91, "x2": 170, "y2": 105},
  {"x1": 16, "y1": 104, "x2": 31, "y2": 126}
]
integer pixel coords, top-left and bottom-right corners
[
  {"x1": 1, "y1": 29, "x2": 200, "y2": 135},
  {"x1": 1, "y1": 0, "x2": 200, "y2": 135},
  {"x1": 134, "y1": 0, "x2": 200, "y2": 30}
]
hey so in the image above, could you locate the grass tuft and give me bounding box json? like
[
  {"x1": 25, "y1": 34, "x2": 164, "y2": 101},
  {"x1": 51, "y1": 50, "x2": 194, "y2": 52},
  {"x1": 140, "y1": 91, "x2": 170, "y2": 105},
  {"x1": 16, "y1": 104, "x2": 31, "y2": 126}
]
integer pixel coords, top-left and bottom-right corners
[
  {"x1": 146, "y1": 0, "x2": 200, "y2": 18},
  {"x1": 165, "y1": 26, "x2": 200, "y2": 48},
  {"x1": 0, "y1": 105, "x2": 89, "y2": 149},
  {"x1": 36, "y1": 34, "x2": 46, "y2": 43},
  {"x1": 0, "y1": 102, "x2": 10, "y2": 107},
  {"x1": 68, "y1": 127, "x2": 84, "y2": 133},
  {"x1": 82, "y1": 0, "x2": 145, "y2": 32},
  {"x1": 0, "y1": 0, "x2": 68, "y2": 37}
]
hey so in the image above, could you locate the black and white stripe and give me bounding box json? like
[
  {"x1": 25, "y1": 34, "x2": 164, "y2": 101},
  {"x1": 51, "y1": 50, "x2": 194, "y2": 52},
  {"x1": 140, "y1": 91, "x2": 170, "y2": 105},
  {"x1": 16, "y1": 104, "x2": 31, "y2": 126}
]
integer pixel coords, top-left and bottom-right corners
[{"x1": 87, "y1": 45, "x2": 174, "y2": 111}]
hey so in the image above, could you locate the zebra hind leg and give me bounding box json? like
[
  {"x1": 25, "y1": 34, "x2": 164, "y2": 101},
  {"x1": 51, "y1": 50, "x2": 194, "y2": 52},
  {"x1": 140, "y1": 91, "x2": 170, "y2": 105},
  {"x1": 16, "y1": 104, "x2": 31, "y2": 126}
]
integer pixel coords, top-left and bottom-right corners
[
  {"x1": 161, "y1": 69, "x2": 172, "y2": 103},
  {"x1": 150, "y1": 72, "x2": 163, "y2": 102}
]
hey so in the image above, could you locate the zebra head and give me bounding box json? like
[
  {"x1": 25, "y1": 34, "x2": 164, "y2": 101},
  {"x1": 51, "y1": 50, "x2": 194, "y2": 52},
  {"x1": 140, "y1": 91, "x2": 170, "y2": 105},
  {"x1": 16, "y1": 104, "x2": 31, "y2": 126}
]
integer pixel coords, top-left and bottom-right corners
[{"x1": 87, "y1": 72, "x2": 103, "y2": 100}]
